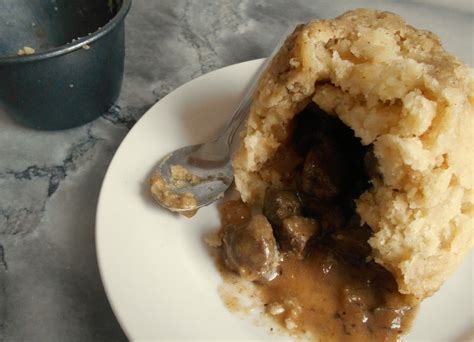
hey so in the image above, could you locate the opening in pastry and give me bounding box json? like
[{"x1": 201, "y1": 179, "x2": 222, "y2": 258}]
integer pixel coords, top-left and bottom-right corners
[{"x1": 217, "y1": 103, "x2": 417, "y2": 341}]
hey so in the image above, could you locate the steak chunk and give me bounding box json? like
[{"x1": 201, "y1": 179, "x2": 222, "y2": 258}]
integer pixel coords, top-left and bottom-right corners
[{"x1": 222, "y1": 215, "x2": 280, "y2": 281}]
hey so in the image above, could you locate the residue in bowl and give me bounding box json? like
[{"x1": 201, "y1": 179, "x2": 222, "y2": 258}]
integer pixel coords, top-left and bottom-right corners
[{"x1": 17, "y1": 46, "x2": 35, "y2": 55}]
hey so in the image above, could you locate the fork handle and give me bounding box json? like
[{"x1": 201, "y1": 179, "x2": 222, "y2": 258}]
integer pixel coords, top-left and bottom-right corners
[
  {"x1": 191, "y1": 28, "x2": 294, "y2": 162},
  {"x1": 220, "y1": 27, "x2": 295, "y2": 148},
  {"x1": 221, "y1": 58, "x2": 270, "y2": 147}
]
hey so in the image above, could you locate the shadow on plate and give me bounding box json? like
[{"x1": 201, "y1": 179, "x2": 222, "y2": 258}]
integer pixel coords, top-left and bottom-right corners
[{"x1": 454, "y1": 324, "x2": 474, "y2": 342}]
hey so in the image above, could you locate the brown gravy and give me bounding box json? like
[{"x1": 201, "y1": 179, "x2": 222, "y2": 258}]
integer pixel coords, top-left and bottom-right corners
[
  {"x1": 257, "y1": 249, "x2": 417, "y2": 341},
  {"x1": 216, "y1": 202, "x2": 417, "y2": 341}
]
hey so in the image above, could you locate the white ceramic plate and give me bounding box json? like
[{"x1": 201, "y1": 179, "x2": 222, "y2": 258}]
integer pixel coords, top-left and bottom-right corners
[{"x1": 96, "y1": 59, "x2": 473, "y2": 341}]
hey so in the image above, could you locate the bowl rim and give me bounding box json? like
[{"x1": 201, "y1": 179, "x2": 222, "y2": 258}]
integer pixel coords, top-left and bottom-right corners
[{"x1": 0, "y1": 0, "x2": 132, "y2": 64}]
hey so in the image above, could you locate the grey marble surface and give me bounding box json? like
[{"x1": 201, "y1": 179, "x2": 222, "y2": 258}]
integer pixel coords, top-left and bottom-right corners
[{"x1": 0, "y1": 1, "x2": 472, "y2": 341}]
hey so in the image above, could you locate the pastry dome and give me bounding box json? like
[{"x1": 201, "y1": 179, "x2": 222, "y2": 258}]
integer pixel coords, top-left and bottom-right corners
[{"x1": 233, "y1": 9, "x2": 474, "y2": 300}]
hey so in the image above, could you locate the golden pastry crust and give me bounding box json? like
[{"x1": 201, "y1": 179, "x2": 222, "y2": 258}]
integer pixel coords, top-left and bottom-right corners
[{"x1": 233, "y1": 9, "x2": 474, "y2": 300}]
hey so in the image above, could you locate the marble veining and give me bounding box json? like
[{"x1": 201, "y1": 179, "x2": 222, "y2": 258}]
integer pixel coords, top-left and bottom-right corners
[{"x1": 0, "y1": 0, "x2": 472, "y2": 341}]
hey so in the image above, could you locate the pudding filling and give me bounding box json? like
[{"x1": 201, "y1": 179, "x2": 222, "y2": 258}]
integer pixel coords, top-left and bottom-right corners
[{"x1": 218, "y1": 104, "x2": 417, "y2": 341}]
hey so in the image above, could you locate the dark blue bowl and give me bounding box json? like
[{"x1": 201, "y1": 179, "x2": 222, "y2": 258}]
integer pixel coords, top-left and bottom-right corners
[{"x1": 0, "y1": 0, "x2": 132, "y2": 130}]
